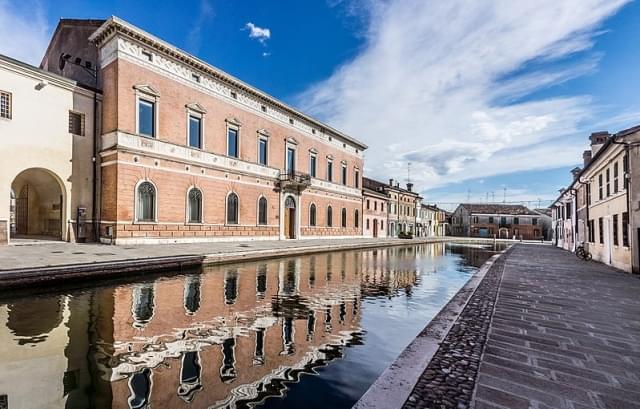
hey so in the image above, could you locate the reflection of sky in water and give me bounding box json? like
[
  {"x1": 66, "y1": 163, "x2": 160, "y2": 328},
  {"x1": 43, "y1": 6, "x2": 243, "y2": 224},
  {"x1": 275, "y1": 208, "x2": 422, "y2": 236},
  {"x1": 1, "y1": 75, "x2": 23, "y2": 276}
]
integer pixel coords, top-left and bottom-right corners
[{"x1": 0, "y1": 242, "x2": 505, "y2": 409}]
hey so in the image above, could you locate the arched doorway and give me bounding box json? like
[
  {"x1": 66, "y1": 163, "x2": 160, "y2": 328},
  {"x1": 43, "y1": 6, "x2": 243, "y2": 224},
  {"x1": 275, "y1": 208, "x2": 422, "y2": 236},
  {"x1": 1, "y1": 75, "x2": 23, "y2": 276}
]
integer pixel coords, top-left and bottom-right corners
[
  {"x1": 373, "y1": 219, "x2": 378, "y2": 238},
  {"x1": 499, "y1": 228, "x2": 509, "y2": 239},
  {"x1": 10, "y1": 168, "x2": 65, "y2": 240},
  {"x1": 284, "y1": 196, "x2": 296, "y2": 239}
]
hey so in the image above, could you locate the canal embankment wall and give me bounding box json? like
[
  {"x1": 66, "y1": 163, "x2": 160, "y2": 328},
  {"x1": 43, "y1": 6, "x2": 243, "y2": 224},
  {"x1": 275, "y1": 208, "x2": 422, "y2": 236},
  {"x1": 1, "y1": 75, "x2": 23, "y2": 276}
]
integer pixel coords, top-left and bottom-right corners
[{"x1": 0, "y1": 236, "x2": 531, "y2": 289}]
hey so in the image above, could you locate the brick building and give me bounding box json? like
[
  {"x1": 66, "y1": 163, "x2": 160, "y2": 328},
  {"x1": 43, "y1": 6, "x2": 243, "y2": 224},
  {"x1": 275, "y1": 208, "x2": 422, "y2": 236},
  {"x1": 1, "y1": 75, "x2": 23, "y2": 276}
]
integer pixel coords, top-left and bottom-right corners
[
  {"x1": 37, "y1": 17, "x2": 366, "y2": 244},
  {"x1": 451, "y1": 203, "x2": 543, "y2": 240}
]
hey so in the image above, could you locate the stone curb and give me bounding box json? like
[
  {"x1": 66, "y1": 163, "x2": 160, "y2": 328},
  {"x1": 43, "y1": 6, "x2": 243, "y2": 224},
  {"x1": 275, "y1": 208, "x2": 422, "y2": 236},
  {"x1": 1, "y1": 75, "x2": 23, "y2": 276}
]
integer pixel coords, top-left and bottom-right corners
[
  {"x1": 352, "y1": 246, "x2": 511, "y2": 409},
  {"x1": 0, "y1": 237, "x2": 525, "y2": 289}
]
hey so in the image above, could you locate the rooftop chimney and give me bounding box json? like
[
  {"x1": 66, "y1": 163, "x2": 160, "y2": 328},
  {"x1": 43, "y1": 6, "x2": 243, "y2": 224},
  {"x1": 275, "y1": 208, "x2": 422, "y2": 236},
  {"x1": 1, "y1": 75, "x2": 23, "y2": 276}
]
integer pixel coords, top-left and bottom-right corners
[
  {"x1": 389, "y1": 178, "x2": 394, "y2": 186},
  {"x1": 589, "y1": 131, "x2": 610, "y2": 156},
  {"x1": 407, "y1": 182, "x2": 413, "y2": 192},
  {"x1": 571, "y1": 167, "x2": 582, "y2": 180},
  {"x1": 583, "y1": 150, "x2": 592, "y2": 167}
]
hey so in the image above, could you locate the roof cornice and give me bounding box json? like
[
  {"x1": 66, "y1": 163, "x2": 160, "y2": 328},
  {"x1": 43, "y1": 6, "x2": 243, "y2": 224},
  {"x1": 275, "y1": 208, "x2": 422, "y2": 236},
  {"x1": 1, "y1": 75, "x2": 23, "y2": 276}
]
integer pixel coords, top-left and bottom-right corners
[{"x1": 89, "y1": 16, "x2": 368, "y2": 150}]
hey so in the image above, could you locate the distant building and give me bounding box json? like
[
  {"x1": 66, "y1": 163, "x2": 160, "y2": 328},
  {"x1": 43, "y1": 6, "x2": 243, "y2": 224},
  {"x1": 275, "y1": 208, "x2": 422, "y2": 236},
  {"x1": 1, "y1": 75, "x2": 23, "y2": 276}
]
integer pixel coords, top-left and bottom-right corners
[
  {"x1": 362, "y1": 180, "x2": 389, "y2": 238},
  {"x1": 532, "y1": 208, "x2": 552, "y2": 241},
  {"x1": 451, "y1": 203, "x2": 543, "y2": 240}
]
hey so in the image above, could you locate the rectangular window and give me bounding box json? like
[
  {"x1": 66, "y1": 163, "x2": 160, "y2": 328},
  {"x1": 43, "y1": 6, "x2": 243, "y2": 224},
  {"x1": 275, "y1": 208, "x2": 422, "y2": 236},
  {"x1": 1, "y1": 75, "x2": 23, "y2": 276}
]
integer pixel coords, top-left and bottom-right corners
[
  {"x1": 286, "y1": 147, "x2": 295, "y2": 173},
  {"x1": 614, "y1": 162, "x2": 619, "y2": 194},
  {"x1": 1, "y1": 91, "x2": 12, "y2": 119},
  {"x1": 599, "y1": 217, "x2": 604, "y2": 244},
  {"x1": 606, "y1": 168, "x2": 610, "y2": 197},
  {"x1": 599, "y1": 174, "x2": 603, "y2": 200},
  {"x1": 188, "y1": 115, "x2": 202, "y2": 148},
  {"x1": 374, "y1": 201, "x2": 377, "y2": 211},
  {"x1": 472, "y1": 216, "x2": 478, "y2": 223},
  {"x1": 138, "y1": 99, "x2": 155, "y2": 137},
  {"x1": 258, "y1": 138, "x2": 268, "y2": 165},
  {"x1": 341, "y1": 165, "x2": 347, "y2": 185},
  {"x1": 327, "y1": 160, "x2": 333, "y2": 182},
  {"x1": 532, "y1": 218, "x2": 537, "y2": 225},
  {"x1": 309, "y1": 154, "x2": 317, "y2": 177},
  {"x1": 514, "y1": 217, "x2": 519, "y2": 225},
  {"x1": 489, "y1": 216, "x2": 494, "y2": 224},
  {"x1": 355, "y1": 170, "x2": 360, "y2": 188},
  {"x1": 623, "y1": 212, "x2": 629, "y2": 247},
  {"x1": 613, "y1": 214, "x2": 619, "y2": 246},
  {"x1": 68, "y1": 111, "x2": 85, "y2": 136},
  {"x1": 366, "y1": 199, "x2": 370, "y2": 210},
  {"x1": 227, "y1": 128, "x2": 239, "y2": 157},
  {"x1": 565, "y1": 203, "x2": 572, "y2": 219},
  {"x1": 588, "y1": 219, "x2": 594, "y2": 243},
  {"x1": 500, "y1": 216, "x2": 507, "y2": 225},
  {"x1": 587, "y1": 183, "x2": 591, "y2": 206}
]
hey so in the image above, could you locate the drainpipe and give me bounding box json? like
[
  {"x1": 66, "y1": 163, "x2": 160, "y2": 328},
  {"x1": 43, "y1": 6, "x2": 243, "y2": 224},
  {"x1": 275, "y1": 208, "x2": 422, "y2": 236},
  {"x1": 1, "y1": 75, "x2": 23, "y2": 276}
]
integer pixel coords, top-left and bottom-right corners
[{"x1": 92, "y1": 92, "x2": 99, "y2": 243}]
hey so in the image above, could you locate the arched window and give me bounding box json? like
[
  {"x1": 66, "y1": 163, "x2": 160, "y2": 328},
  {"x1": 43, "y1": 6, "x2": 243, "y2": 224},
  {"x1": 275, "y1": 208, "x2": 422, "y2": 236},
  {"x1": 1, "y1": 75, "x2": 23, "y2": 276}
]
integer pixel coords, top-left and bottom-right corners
[
  {"x1": 188, "y1": 188, "x2": 202, "y2": 223},
  {"x1": 226, "y1": 193, "x2": 239, "y2": 224},
  {"x1": 327, "y1": 206, "x2": 333, "y2": 227},
  {"x1": 309, "y1": 204, "x2": 317, "y2": 226},
  {"x1": 137, "y1": 181, "x2": 156, "y2": 222},
  {"x1": 341, "y1": 208, "x2": 347, "y2": 228},
  {"x1": 258, "y1": 197, "x2": 268, "y2": 225},
  {"x1": 355, "y1": 209, "x2": 359, "y2": 228},
  {"x1": 132, "y1": 284, "x2": 155, "y2": 328}
]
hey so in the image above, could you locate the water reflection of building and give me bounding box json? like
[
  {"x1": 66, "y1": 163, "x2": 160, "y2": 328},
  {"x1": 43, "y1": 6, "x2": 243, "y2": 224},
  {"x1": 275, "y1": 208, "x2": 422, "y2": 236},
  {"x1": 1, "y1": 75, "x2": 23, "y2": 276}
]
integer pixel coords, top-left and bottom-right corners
[
  {"x1": 0, "y1": 246, "x2": 444, "y2": 409},
  {"x1": 92, "y1": 253, "x2": 365, "y2": 408}
]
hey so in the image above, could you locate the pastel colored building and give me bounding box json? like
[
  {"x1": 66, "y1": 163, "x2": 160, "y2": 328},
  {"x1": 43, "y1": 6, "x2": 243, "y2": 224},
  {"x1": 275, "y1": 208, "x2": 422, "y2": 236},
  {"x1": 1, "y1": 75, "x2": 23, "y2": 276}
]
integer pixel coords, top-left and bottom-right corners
[
  {"x1": 0, "y1": 52, "x2": 99, "y2": 245},
  {"x1": 31, "y1": 16, "x2": 366, "y2": 245}
]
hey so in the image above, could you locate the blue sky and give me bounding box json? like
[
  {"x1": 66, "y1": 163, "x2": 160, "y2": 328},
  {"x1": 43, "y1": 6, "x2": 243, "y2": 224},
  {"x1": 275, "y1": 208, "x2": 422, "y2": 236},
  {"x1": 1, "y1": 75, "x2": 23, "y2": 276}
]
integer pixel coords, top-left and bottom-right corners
[{"x1": 1, "y1": 0, "x2": 639, "y2": 210}]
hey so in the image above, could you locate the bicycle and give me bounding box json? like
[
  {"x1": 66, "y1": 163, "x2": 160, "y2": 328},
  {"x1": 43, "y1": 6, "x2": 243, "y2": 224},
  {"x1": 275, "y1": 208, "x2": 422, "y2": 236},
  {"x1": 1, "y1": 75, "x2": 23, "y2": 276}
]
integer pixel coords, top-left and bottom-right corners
[{"x1": 575, "y1": 243, "x2": 592, "y2": 261}]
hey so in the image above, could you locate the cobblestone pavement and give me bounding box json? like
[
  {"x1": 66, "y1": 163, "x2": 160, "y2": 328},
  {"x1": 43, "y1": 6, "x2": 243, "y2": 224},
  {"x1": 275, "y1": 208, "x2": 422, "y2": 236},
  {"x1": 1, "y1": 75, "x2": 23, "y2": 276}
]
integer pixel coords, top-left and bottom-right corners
[
  {"x1": 405, "y1": 244, "x2": 640, "y2": 409},
  {"x1": 403, "y1": 246, "x2": 510, "y2": 409}
]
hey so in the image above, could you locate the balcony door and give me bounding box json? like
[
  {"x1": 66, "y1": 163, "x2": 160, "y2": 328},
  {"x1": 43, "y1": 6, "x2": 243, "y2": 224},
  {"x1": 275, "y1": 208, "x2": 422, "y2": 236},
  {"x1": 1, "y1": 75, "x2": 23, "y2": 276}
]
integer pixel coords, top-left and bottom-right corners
[{"x1": 286, "y1": 147, "x2": 296, "y2": 175}]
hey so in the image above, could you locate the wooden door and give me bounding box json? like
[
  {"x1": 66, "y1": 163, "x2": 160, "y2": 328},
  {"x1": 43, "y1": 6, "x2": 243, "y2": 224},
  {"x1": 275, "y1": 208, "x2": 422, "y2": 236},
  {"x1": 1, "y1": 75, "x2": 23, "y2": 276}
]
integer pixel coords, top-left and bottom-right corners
[{"x1": 284, "y1": 208, "x2": 291, "y2": 239}]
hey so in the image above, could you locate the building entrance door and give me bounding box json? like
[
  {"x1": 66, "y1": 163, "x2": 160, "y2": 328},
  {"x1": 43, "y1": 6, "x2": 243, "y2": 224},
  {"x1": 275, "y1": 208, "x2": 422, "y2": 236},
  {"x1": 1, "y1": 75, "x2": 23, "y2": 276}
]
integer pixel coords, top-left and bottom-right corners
[{"x1": 284, "y1": 196, "x2": 296, "y2": 239}]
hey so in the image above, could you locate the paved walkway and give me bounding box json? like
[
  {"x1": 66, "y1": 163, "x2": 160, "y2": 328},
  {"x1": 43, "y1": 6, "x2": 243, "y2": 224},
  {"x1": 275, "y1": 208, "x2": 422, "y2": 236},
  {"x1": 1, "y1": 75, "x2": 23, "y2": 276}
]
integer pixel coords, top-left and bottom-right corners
[
  {"x1": 474, "y1": 245, "x2": 640, "y2": 409},
  {"x1": 0, "y1": 237, "x2": 414, "y2": 271},
  {"x1": 404, "y1": 244, "x2": 640, "y2": 409}
]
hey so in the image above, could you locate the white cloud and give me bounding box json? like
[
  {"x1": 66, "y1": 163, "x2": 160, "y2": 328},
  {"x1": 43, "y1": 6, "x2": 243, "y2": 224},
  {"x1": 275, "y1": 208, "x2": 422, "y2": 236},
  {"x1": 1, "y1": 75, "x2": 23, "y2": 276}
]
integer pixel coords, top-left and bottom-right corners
[
  {"x1": 297, "y1": 0, "x2": 630, "y2": 199},
  {"x1": 0, "y1": 0, "x2": 50, "y2": 65},
  {"x1": 186, "y1": 0, "x2": 215, "y2": 53},
  {"x1": 245, "y1": 22, "x2": 271, "y2": 44}
]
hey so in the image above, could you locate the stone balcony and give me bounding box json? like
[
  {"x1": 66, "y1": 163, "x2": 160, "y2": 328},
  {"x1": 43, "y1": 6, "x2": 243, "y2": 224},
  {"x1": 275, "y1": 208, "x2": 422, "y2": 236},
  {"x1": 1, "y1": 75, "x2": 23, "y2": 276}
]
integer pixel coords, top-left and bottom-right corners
[{"x1": 276, "y1": 171, "x2": 312, "y2": 192}]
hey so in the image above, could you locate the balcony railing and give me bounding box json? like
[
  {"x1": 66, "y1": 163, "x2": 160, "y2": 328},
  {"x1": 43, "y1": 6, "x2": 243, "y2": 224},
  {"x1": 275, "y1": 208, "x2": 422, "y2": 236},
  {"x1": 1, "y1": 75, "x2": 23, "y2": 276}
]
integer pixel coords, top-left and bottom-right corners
[{"x1": 277, "y1": 171, "x2": 312, "y2": 191}]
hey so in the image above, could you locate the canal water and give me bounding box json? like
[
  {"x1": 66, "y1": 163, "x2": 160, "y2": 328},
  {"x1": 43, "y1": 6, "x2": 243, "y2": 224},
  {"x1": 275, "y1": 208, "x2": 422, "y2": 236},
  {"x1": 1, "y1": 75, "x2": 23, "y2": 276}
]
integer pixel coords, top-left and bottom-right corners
[{"x1": 0, "y1": 242, "x2": 505, "y2": 409}]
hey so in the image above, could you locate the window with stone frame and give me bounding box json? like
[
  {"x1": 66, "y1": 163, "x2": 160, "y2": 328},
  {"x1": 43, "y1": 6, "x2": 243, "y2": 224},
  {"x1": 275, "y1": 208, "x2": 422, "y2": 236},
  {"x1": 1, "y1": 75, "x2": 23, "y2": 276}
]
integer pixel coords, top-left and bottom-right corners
[
  {"x1": 613, "y1": 161, "x2": 619, "y2": 193},
  {"x1": 310, "y1": 204, "x2": 317, "y2": 226},
  {"x1": 613, "y1": 214, "x2": 619, "y2": 246},
  {"x1": 0, "y1": 91, "x2": 11, "y2": 119},
  {"x1": 68, "y1": 111, "x2": 85, "y2": 136},
  {"x1": 188, "y1": 188, "x2": 203, "y2": 223},
  {"x1": 341, "y1": 208, "x2": 347, "y2": 228},
  {"x1": 137, "y1": 182, "x2": 156, "y2": 222},
  {"x1": 226, "y1": 193, "x2": 239, "y2": 224},
  {"x1": 258, "y1": 197, "x2": 268, "y2": 225}
]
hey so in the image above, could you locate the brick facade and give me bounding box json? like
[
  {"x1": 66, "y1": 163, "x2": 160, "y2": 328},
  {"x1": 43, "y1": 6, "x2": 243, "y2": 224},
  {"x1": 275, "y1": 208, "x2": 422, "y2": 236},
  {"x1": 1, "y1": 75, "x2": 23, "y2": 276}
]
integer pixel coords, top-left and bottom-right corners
[{"x1": 88, "y1": 18, "x2": 365, "y2": 244}]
